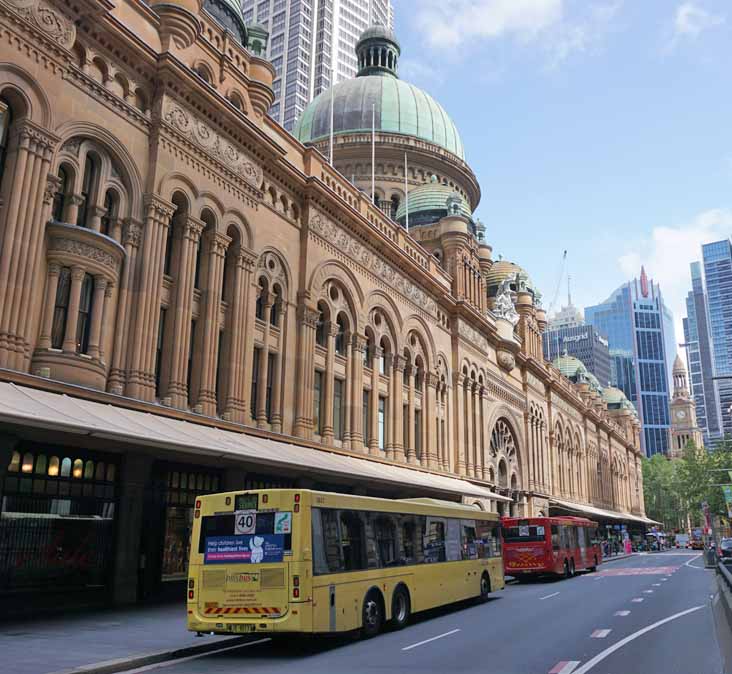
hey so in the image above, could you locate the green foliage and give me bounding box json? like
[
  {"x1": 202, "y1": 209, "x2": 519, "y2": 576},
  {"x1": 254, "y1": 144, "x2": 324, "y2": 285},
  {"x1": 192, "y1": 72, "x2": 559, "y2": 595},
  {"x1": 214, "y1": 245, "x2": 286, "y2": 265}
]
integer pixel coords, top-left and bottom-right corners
[{"x1": 642, "y1": 439, "x2": 732, "y2": 530}]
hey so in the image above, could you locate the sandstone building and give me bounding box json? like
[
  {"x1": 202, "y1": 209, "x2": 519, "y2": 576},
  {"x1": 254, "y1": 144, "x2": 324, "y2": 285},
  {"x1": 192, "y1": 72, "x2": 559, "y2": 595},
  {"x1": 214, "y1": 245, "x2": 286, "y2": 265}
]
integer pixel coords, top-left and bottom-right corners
[{"x1": 0, "y1": 0, "x2": 649, "y2": 612}]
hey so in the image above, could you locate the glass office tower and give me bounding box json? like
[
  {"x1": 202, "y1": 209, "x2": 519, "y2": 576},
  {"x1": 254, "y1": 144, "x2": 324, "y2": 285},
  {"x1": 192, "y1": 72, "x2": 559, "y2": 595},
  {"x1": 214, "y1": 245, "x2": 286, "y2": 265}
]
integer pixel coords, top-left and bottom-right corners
[
  {"x1": 702, "y1": 239, "x2": 732, "y2": 439},
  {"x1": 586, "y1": 267, "x2": 676, "y2": 456}
]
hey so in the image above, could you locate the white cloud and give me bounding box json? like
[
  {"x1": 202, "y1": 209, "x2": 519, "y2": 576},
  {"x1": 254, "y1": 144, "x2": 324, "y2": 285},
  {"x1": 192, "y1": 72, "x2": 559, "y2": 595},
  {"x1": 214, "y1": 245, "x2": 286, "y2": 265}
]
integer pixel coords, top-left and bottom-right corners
[
  {"x1": 673, "y1": 2, "x2": 724, "y2": 38},
  {"x1": 410, "y1": 0, "x2": 621, "y2": 68},
  {"x1": 617, "y1": 208, "x2": 732, "y2": 346}
]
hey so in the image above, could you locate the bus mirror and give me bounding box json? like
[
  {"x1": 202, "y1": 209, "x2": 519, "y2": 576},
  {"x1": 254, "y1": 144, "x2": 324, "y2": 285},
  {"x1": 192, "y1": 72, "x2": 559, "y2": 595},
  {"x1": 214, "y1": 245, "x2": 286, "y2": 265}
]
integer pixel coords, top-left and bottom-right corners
[{"x1": 303, "y1": 548, "x2": 312, "y2": 561}]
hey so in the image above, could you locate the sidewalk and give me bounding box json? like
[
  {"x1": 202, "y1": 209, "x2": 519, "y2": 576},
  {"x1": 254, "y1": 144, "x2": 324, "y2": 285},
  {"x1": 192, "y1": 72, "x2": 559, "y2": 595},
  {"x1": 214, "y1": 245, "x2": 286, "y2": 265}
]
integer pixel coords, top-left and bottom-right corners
[{"x1": 0, "y1": 601, "x2": 242, "y2": 674}]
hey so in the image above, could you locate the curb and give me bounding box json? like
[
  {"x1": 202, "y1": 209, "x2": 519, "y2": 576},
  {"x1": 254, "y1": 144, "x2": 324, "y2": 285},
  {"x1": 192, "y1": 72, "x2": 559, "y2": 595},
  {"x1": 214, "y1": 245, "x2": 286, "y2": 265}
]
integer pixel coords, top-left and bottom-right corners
[
  {"x1": 46, "y1": 635, "x2": 253, "y2": 674},
  {"x1": 601, "y1": 553, "x2": 635, "y2": 563}
]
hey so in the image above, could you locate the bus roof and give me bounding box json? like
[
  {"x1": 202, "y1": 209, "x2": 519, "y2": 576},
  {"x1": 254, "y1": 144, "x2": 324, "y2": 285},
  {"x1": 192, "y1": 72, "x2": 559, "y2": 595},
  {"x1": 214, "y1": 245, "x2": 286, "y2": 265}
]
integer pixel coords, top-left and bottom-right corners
[{"x1": 501, "y1": 515, "x2": 598, "y2": 526}]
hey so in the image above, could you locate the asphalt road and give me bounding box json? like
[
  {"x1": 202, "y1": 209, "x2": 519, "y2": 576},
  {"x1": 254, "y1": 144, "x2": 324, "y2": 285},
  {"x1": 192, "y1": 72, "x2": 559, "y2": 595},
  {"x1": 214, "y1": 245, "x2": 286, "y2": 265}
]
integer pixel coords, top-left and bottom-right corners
[{"x1": 120, "y1": 551, "x2": 724, "y2": 674}]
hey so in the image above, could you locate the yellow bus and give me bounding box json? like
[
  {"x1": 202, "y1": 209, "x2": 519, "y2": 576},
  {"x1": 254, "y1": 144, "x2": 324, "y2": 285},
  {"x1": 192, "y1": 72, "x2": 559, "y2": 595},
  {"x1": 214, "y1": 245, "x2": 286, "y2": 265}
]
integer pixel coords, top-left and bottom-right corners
[{"x1": 187, "y1": 489, "x2": 504, "y2": 638}]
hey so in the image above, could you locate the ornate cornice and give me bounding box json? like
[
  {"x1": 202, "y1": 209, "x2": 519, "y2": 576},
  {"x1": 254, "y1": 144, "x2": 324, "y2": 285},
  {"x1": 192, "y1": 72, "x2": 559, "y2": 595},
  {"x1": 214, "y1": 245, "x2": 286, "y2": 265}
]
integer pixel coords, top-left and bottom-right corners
[
  {"x1": 5, "y1": 0, "x2": 75, "y2": 49},
  {"x1": 162, "y1": 100, "x2": 263, "y2": 189},
  {"x1": 309, "y1": 212, "x2": 438, "y2": 316},
  {"x1": 458, "y1": 319, "x2": 490, "y2": 355}
]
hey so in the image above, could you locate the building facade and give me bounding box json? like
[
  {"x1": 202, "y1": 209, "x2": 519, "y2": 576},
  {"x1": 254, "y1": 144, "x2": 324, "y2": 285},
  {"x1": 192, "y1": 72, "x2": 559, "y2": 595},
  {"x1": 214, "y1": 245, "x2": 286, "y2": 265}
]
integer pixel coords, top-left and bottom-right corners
[
  {"x1": 668, "y1": 355, "x2": 704, "y2": 457},
  {"x1": 543, "y1": 324, "x2": 611, "y2": 388},
  {"x1": 242, "y1": 0, "x2": 394, "y2": 131},
  {"x1": 0, "y1": 1, "x2": 647, "y2": 614},
  {"x1": 586, "y1": 268, "x2": 676, "y2": 456},
  {"x1": 702, "y1": 239, "x2": 732, "y2": 440},
  {"x1": 683, "y1": 261, "x2": 721, "y2": 446}
]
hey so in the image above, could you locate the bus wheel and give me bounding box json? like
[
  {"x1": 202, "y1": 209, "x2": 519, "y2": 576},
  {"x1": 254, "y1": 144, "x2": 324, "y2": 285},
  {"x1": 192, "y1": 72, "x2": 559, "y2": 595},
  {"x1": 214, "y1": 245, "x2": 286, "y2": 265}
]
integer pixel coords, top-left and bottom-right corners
[
  {"x1": 480, "y1": 572, "x2": 491, "y2": 601},
  {"x1": 589, "y1": 556, "x2": 598, "y2": 572},
  {"x1": 569, "y1": 560, "x2": 576, "y2": 577},
  {"x1": 563, "y1": 560, "x2": 570, "y2": 579},
  {"x1": 362, "y1": 591, "x2": 384, "y2": 638},
  {"x1": 391, "y1": 586, "x2": 411, "y2": 630}
]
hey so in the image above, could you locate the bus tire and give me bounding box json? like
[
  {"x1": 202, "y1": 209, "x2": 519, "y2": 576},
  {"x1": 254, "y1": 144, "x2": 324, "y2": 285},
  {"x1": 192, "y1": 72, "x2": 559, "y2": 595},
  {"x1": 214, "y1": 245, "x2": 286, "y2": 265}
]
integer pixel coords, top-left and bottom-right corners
[
  {"x1": 391, "y1": 586, "x2": 411, "y2": 630},
  {"x1": 563, "y1": 559, "x2": 570, "y2": 579},
  {"x1": 589, "y1": 555, "x2": 598, "y2": 572},
  {"x1": 361, "y1": 590, "x2": 384, "y2": 639},
  {"x1": 569, "y1": 560, "x2": 576, "y2": 577},
  {"x1": 480, "y1": 572, "x2": 491, "y2": 601}
]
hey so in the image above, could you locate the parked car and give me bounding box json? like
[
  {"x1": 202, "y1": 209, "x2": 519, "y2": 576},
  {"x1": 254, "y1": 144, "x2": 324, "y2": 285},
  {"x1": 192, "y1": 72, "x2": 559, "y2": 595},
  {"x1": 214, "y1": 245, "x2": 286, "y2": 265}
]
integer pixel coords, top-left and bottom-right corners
[
  {"x1": 675, "y1": 533, "x2": 690, "y2": 549},
  {"x1": 719, "y1": 538, "x2": 732, "y2": 559}
]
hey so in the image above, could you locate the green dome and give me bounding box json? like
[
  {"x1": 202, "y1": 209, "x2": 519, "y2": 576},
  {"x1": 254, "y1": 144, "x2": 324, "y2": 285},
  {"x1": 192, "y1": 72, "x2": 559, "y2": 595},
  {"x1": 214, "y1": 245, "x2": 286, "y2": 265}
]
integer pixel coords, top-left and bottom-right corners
[
  {"x1": 553, "y1": 354, "x2": 588, "y2": 381},
  {"x1": 395, "y1": 178, "x2": 471, "y2": 223},
  {"x1": 357, "y1": 25, "x2": 400, "y2": 47},
  {"x1": 293, "y1": 76, "x2": 465, "y2": 160}
]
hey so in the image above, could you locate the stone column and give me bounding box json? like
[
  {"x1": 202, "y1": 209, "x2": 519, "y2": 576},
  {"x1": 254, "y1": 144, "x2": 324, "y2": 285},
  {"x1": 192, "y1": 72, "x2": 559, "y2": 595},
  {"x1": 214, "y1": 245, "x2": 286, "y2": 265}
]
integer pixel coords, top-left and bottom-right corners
[
  {"x1": 406, "y1": 366, "x2": 417, "y2": 465},
  {"x1": 62, "y1": 266, "x2": 86, "y2": 353},
  {"x1": 166, "y1": 216, "x2": 204, "y2": 408},
  {"x1": 481, "y1": 387, "x2": 490, "y2": 480},
  {"x1": 454, "y1": 373, "x2": 466, "y2": 475},
  {"x1": 224, "y1": 249, "x2": 257, "y2": 423},
  {"x1": 126, "y1": 195, "x2": 175, "y2": 401},
  {"x1": 369, "y1": 346, "x2": 382, "y2": 456},
  {"x1": 108, "y1": 219, "x2": 143, "y2": 394},
  {"x1": 255, "y1": 296, "x2": 274, "y2": 429},
  {"x1": 465, "y1": 383, "x2": 474, "y2": 477},
  {"x1": 99, "y1": 282, "x2": 114, "y2": 363},
  {"x1": 196, "y1": 232, "x2": 230, "y2": 416},
  {"x1": 342, "y1": 334, "x2": 353, "y2": 446},
  {"x1": 37, "y1": 263, "x2": 62, "y2": 350},
  {"x1": 425, "y1": 373, "x2": 438, "y2": 469},
  {"x1": 269, "y1": 351, "x2": 283, "y2": 433},
  {"x1": 350, "y1": 335, "x2": 366, "y2": 451},
  {"x1": 321, "y1": 322, "x2": 337, "y2": 443},
  {"x1": 392, "y1": 355, "x2": 406, "y2": 463},
  {"x1": 293, "y1": 302, "x2": 319, "y2": 438},
  {"x1": 88, "y1": 205, "x2": 106, "y2": 233},
  {"x1": 86, "y1": 276, "x2": 108, "y2": 359},
  {"x1": 0, "y1": 122, "x2": 57, "y2": 368}
]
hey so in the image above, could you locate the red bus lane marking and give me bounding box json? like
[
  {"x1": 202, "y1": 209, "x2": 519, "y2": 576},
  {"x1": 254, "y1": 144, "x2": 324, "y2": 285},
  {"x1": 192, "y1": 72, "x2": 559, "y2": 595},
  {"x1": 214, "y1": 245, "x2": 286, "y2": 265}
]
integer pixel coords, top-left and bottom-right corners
[
  {"x1": 593, "y1": 566, "x2": 680, "y2": 577},
  {"x1": 549, "y1": 661, "x2": 580, "y2": 674}
]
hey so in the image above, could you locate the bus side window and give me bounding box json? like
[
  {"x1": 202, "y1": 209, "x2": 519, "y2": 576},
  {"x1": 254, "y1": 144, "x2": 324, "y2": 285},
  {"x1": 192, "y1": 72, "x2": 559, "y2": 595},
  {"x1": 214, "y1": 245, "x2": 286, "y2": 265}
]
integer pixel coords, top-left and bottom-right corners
[
  {"x1": 399, "y1": 514, "x2": 420, "y2": 565},
  {"x1": 312, "y1": 508, "x2": 343, "y2": 574},
  {"x1": 371, "y1": 513, "x2": 398, "y2": 568},
  {"x1": 551, "y1": 525, "x2": 560, "y2": 551},
  {"x1": 339, "y1": 510, "x2": 367, "y2": 571},
  {"x1": 460, "y1": 520, "x2": 478, "y2": 560},
  {"x1": 491, "y1": 526, "x2": 502, "y2": 557},
  {"x1": 423, "y1": 517, "x2": 446, "y2": 563}
]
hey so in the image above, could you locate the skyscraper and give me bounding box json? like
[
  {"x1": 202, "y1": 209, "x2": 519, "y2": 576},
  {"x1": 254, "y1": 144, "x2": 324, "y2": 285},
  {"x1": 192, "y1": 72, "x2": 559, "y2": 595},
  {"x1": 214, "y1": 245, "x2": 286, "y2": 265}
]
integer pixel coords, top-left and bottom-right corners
[
  {"x1": 702, "y1": 238, "x2": 732, "y2": 439},
  {"x1": 682, "y1": 261, "x2": 721, "y2": 445},
  {"x1": 242, "y1": 0, "x2": 394, "y2": 132},
  {"x1": 585, "y1": 267, "x2": 676, "y2": 456},
  {"x1": 543, "y1": 323, "x2": 612, "y2": 387}
]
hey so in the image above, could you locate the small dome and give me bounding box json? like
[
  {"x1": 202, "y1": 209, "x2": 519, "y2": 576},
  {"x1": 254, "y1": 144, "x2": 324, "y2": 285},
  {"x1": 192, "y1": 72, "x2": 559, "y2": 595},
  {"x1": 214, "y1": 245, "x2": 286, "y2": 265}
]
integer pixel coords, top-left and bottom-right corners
[
  {"x1": 586, "y1": 371, "x2": 603, "y2": 393},
  {"x1": 357, "y1": 24, "x2": 400, "y2": 48},
  {"x1": 485, "y1": 260, "x2": 537, "y2": 294},
  {"x1": 602, "y1": 386, "x2": 626, "y2": 404},
  {"x1": 203, "y1": 0, "x2": 247, "y2": 45},
  {"x1": 395, "y1": 177, "x2": 471, "y2": 225},
  {"x1": 553, "y1": 354, "x2": 587, "y2": 381}
]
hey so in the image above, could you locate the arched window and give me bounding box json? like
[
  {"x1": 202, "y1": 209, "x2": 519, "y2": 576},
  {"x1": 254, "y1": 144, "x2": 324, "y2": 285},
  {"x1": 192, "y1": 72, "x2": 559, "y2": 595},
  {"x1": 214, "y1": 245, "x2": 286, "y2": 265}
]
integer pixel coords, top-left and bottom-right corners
[
  {"x1": 379, "y1": 337, "x2": 390, "y2": 377},
  {"x1": 391, "y1": 194, "x2": 400, "y2": 217},
  {"x1": 414, "y1": 356, "x2": 424, "y2": 392},
  {"x1": 35, "y1": 454, "x2": 47, "y2": 474},
  {"x1": 52, "y1": 166, "x2": 68, "y2": 222},
  {"x1": 77, "y1": 154, "x2": 97, "y2": 228},
  {"x1": 76, "y1": 273, "x2": 94, "y2": 354},
  {"x1": 60, "y1": 457, "x2": 72, "y2": 477},
  {"x1": 72, "y1": 458, "x2": 83, "y2": 478},
  {"x1": 270, "y1": 284, "x2": 281, "y2": 327},
  {"x1": 51, "y1": 267, "x2": 72, "y2": 349},
  {"x1": 255, "y1": 277, "x2": 268, "y2": 321},
  {"x1": 498, "y1": 460, "x2": 508, "y2": 488},
  {"x1": 315, "y1": 301, "x2": 328, "y2": 347},
  {"x1": 21, "y1": 452, "x2": 33, "y2": 473},
  {"x1": 0, "y1": 99, "x2": 12, "y2": 188},
  {"x1": 334, "y1": 313, "x2": 347, "y2": 356},
  {"x1": 48, "y1": 456, "x2": 60, "y2": 476},
  {"x1": 100, "y1": 189, "x2": 116, "y2": 236}
]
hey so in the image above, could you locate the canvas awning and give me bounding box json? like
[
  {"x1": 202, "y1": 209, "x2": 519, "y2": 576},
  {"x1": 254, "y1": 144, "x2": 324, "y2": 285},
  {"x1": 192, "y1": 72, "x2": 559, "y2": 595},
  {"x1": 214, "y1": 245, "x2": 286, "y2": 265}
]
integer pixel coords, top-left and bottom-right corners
[
  {"x1": 550, "y1": 497, "x2": 659, "y2": 526},
  {"x1": 0, "y1": 381, "x2": 510, "y2": 501}
]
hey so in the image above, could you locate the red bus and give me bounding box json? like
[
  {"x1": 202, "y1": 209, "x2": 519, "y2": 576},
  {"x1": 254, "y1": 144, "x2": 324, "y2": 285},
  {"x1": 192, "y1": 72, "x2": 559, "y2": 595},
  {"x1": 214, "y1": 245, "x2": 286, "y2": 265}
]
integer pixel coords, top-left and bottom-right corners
[{"x1": 502, "y1": 516, "x2": 602, "y2": 579}]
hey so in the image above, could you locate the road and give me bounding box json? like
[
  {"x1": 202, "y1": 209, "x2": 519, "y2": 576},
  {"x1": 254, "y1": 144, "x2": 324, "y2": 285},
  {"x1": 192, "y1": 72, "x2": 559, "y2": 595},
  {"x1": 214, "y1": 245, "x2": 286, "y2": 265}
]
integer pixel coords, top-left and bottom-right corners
[{"x1": 122, "y1": 551, "x2": 724, "y2": 674}]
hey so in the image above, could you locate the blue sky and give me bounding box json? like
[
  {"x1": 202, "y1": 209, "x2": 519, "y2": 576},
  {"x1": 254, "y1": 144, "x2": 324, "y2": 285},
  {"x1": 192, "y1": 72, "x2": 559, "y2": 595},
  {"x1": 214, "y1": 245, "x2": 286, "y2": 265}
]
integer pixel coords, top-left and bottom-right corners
[{"x1": 392, "y1": 0, "x2": 732, "y2": 343}]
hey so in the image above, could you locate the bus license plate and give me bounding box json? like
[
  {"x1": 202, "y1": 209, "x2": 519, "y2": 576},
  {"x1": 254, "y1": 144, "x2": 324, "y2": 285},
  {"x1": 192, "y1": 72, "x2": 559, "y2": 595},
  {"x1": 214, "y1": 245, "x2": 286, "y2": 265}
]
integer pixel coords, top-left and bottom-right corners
[{"x1": 229, "y1": 624, "x2": 256, "y2": 633}]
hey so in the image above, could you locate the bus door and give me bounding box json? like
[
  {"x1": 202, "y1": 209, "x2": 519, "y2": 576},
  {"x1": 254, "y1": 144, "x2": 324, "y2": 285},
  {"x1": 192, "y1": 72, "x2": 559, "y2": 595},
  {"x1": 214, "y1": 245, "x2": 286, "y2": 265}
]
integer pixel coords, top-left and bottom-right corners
[{"x1": 196, "y1": 494, "x2": 295, "y2": 624}]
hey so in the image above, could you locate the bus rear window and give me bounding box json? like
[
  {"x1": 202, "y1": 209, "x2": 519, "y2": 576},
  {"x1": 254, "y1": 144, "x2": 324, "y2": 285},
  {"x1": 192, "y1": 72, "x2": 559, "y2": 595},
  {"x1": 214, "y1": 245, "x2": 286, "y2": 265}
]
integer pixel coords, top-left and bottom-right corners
[{"x1": 503, "y1": 525, "x2": 546, "y2": 543}]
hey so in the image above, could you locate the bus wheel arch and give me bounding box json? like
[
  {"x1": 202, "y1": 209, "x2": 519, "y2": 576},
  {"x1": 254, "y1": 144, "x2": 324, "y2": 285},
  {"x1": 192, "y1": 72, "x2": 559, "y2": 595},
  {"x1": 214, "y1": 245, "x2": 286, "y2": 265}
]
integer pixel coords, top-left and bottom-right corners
[
  {"x1": 361, "y1": 587, "x2": 385, "y2": 638},
  {"x1": 390, "y1": 584, "x2": 411, "y2": 629}
]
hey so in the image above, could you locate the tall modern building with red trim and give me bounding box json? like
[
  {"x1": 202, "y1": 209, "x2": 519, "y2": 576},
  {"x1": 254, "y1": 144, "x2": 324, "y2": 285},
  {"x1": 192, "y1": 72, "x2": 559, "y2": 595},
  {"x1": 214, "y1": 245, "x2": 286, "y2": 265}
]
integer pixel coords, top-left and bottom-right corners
[{"x1": 586, "y1": 267, "x2": 677, "y2": 456}]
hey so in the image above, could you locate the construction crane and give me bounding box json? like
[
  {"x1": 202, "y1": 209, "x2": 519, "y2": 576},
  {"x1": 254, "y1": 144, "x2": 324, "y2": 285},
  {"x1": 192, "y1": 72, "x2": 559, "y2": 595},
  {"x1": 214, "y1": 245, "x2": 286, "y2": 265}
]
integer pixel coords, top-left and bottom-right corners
[{"x1": 547, "y1": 249, "x2": 568, "y2": 316}]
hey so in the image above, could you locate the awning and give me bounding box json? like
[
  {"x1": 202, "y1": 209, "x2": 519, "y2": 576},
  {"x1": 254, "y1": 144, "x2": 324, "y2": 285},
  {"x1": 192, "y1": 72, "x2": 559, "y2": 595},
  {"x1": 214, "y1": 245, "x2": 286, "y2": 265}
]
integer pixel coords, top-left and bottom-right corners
[
  {"x1": 0, "y1": 382, "x2": 510, "y2": 501},
  {"x1": 550, "y1": 497, "x2": 659, "y2": 526}
]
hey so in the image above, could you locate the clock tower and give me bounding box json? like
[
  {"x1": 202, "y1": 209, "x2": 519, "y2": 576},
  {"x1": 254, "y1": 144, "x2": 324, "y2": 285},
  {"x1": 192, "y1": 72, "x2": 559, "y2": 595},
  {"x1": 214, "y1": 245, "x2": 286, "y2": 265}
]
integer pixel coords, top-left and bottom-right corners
[{"x1": 668, "y1": 355, "x2": 703, "y2": 457}]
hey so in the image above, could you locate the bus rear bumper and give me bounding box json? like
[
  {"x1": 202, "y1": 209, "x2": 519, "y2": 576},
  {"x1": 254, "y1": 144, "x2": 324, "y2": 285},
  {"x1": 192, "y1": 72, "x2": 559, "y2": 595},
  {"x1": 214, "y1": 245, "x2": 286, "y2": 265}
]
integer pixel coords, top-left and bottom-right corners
[{"x1": 188, "y1": 607, "x2": 311, "y2": 635}]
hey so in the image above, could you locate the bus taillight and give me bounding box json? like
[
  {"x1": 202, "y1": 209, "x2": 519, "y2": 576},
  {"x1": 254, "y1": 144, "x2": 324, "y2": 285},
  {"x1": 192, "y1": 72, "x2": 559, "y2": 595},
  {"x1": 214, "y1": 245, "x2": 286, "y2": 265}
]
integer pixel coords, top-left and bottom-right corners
[
  {"x1": 294, "y1": 493, "x2": 301, "y2": 503},
  {"x1": 195, "y1": 500, "x2": 201, "y2": 509},
  {"x1": 293, "y1": 575, "x2": 300, "y2": 587},
  {"x1": 188, "y1": 590, "x2": 194, "y2": 600},
  {"x1": 293, "y1": 588, "x2": 300, "y2": 598},
  {"x1": 188, "y1": 579, "x2": 195, "y2": 589}
]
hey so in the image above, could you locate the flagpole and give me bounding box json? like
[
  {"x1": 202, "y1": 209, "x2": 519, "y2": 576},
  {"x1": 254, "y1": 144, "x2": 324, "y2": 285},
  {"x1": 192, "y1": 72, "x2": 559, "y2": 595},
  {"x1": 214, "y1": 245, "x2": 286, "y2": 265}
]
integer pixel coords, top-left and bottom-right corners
[
  {"x1": 371, "y1": 104, "x2": 376, "y2": 203},
  {"x1": 328, "y1": 73, "x2": 334, "y2": 166},
  {"x1": 404, "y1": 152, "x2": 409, "y2": 231}
]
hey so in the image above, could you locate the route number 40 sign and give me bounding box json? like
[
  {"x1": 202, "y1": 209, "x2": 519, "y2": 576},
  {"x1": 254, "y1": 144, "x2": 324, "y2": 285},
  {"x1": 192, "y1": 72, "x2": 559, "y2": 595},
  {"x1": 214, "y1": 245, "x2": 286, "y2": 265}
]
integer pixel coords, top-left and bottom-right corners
[{"x1": 235, "y1": 510, "x2": 257, "y2": 535}]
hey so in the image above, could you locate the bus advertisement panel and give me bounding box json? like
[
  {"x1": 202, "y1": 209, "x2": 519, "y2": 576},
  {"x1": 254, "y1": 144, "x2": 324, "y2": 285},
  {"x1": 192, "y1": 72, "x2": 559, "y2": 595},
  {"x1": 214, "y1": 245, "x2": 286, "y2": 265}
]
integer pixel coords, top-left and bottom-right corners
[
  {"x1": 187, "y1": 490, "x2": 504, "y2": 637},
  {"x1": 501, "y1": 516, "x2": 601, "y2": 579}
]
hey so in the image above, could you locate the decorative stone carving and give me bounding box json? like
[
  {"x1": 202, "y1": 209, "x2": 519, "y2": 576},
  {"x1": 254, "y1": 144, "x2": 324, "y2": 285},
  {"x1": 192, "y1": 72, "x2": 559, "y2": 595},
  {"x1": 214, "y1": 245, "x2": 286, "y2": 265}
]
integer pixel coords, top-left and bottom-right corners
[
  {"x1": 123, "y1": 220, "x2": 143, "y2": 248},
  {"x1": 163, "y1": 101, "x2": 262, "y2": 189},
  {"x1": 497, "y1": 349, "x2": 515, "y2": 372},
  {"x1": 48, "y1": 236, "x2": 116, "y2": 270},
  {"x1": 494, "y1": 276, "x2": 519, "y2": 327},
  {"x1": 6, "y1": 0, "x2": 75, "y2": 49},
  {"x1": 458, "y1": 319, "x2": 490, "y2": 355},
  {"x1": 309, "y1": 212, "x2": 437, "y2": 316}
]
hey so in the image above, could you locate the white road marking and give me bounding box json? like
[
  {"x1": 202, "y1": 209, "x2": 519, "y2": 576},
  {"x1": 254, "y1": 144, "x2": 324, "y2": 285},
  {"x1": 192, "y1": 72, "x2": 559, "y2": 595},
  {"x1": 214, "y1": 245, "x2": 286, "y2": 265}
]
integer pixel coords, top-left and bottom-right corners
[
  {"x1": 540, "y1": 592, "x2": 560, "y2": 600},
  {"x1": 661, "y1": 578, "x2": 668, "y2": 581},
  {"x1": 402, "y1": 628, "x2": 461, "y2": 651},
  {"x1": 591, "y1": 629, "x2": 612, "y2": 638},
  {"x1": 684, "y1": 555, "x2": 704, "y2": 569},
  {"x1": 614, "y1": 611, "x2": 630, "y2": 616},
  {"x1": 572, "y1": 606, "x2": 704, "y2": 674},
  {"x1": 652, "y1": 583, "x2": 661, "y2": 586},
  {"x1": 631, "y1": 598, "x2": 644, "y2": 603},
  {"x1": 643, "y1": 590, "x2": 654, "y2": 594},
  {"x1": 549, "y1": 661, "x2": 581, "y2": 674},
  {"x1": 121, "y1": 639, "x2": 271, "y2": 673}
]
